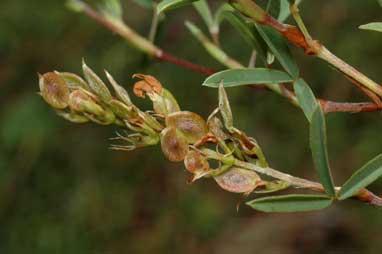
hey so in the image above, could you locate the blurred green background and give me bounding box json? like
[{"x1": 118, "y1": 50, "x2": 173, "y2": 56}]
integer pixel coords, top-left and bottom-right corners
[{"x1": 0, "y1": 0, "x2": 381, "y2": 253}]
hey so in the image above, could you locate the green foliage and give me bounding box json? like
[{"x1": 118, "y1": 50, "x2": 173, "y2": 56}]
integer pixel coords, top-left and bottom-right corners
[
  {"x1": 338, "y1": 154, "x2": 382, "y2": 200},
  {"x1": 217, "y1": 10, "x2": 267, "y2": 63},
  {"x1": 310, "y1": 107, "x2": 335, "y2": 197},
  {"x1": 202, "y1": 68, "x2": 293, "y2": 87},
  {"x1": 133, "y1": 0, "x2": 155, "y2": 9},
  {"x1": 5, "y1": 0, "x2": 382, "y2": 252},
  {"x1": 247, "y1": 194, "x2": 333, "y2": 213},
  {"x1": 255, "y1": 24, "x2": 299, "y2": 78},
  {"x1": 359, "y1": 22, "x2": 382, "y2": 32},
  {"x1": 157, "y1": 0, "x2": 198, "y2": 14},
  {"x1": 193, "y1": 0, "x2": 214, "y2": 29},
  {"x1": 294, "y1": 78, "x2": 319, "y2": 122}
]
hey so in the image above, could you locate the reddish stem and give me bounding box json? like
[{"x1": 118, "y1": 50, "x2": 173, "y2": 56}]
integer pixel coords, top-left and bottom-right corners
[{"x1": 156, "y1": 52, "x2": 216, "y2": 75}]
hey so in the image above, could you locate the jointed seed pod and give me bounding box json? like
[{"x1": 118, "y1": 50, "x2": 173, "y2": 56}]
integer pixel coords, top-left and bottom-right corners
[
  {"x1": 214, "y1": 167, "x2": 261, "y2": 194},
  {"x1": 39, "y1": 72, "x2": 70, "y2": 109},
  {"x1": 160, "y1": 127, "x2": 189, "y2": 162},
  {"x1": 166, "y1": 111, "x2": 208, "y2": 144}
]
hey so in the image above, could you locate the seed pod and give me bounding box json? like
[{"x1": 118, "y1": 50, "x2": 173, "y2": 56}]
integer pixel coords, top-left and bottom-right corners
[
  {"x1": 39, "y1": 72, "x2": 69, "y2": 109},
  {"x1": 166, "y1": 111, "x2": 208, "y2": 144},
  {"x1": 214, "y1": 167, "x2": 260, "y2": 193},
  {"x1": 161, "y1": 127, "x2": 189, "y2": 162},
  {"x1": 184, "y1": 150, "x2": 209, "y2": 174},
  {"x1": 207, "y1": 116, "x2": 228, "y2": 140}
]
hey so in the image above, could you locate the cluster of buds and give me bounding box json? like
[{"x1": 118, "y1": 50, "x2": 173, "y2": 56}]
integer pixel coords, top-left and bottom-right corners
[{"x1": 38, "y1": 62, "x2": 286, "y2": 197}]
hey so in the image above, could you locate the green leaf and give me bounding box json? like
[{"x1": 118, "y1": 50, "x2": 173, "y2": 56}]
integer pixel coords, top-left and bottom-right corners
[
  {"x1": 247, "y1": 194, "x2": 333, "y2": 213},
  {"x1": 133, "y1": 0, "x2": 154, "y2": 9},
  {"x1": 310, "y1": 106, "x2": 335, "y2": 197},
  {"x1": 157, "y1": 0, "x2": 198, "y2": 14},
  {"x1": 218, "y1": 11, "x2": 267, "y2": 63},
  {"x1": 338, "y1": 154, "x2": 382, "y2": 200},
  {"x1": 378, "y1": 0, "x2": 382, "y2": 8},
  {"x1": 278, "y1": 0, "x2": 302, "y2": 21},
  {"x1": 99, "y1": 0, "x2": 122, "y2": 20},
  {"x1": 193, "y1": 0, "x2": 214, "y2": 29},
  {"x1": 294, "y1": 78, "x2": 318, "y2": 122},
  {"x1": 359, "y1": 22, "x2": 382, "y2": 33},
  {"x1": 255, "y1": 24, "x2": 299, "y2": 78},
  {"x1": 202, "y1": 68, "x2": 293, "y2": 87},
  {"x1": 266, "y1": 0, "x2": 281, "y2": 18}
]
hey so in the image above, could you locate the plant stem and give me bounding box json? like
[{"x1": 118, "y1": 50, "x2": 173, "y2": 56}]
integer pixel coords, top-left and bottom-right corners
[
  {"x1": 80, "y1": 2, "x2": 215, "y2": 75},
  {"x1": 228, "y1": 0, "x2": 382, "y2": 98},
  {"x1": 77, "y1": 1, "x2": 382, "y2": 114},
  {"x1": 203, "y1": 148, "x2": 382, "y2": 206}
]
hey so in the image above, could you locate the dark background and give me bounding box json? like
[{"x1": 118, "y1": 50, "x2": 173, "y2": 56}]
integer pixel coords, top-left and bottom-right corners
[{"x1": 0, "y1": 0, "x2": 381, "y2": 253}]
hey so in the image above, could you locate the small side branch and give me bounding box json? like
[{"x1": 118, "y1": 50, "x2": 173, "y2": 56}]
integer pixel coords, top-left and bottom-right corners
[{"x1": 80, "y1": 2, "x2": 214, "y2": 75}]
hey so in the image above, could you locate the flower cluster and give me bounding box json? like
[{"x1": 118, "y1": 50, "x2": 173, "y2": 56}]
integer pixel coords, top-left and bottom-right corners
[{"x1": 38, "y1": 62, "x2": 283, "y2": 196}]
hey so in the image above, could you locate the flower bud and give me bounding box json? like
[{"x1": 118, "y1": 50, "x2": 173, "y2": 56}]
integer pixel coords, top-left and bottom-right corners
[
  {"x1": 82, "y1": 60, "x2": 112, "y2": 103},
  {"x1": 133, "y1": 74, "x2": 180, "y2": 115},
  {"x1": 105, "y1": 70, "x2": 132, "y2": 106},
  {"x1": 214, "y1": 167, "x2": 261, "y2": 194},
  {"x1": 55, "y1": 110, "x2": 89, "y2": 123},
  {"x1": 56, "y1": 71, "x2": 89, "y2": 90},
  {"x1": 68, "y1": 90, "x2": 103, "y2": 115},
  {"x1": 39, "y1": 72, "x2": 69, "y2": 109},
  {"x1": 218, "y1": 83, "x2": 233, "y2": 131},
  {"x1": 166, "y1": 111, "x2": 208, "y2": 144},
  {"x1": 160, "y1": 127, "x2": 189, "y2": 162}
]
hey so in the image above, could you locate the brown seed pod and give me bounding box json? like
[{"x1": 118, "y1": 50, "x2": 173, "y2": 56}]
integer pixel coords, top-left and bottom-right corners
[
  {"x1": 207, "y1": 116, "x2": 229, "y2": 140},
  {"x1": 39, "y1": 72, "x2": 70, "y2": 109},
  {"x1": 165, "y1": 111, "x2": 208, "y2": 144},
  {"x1": 161, "y1": 127, "x2": 189, "y2": 162},
  {"x1": 214, "y1": 167, "x2": 261, "y2": 194},
  {"x1": 184, "y1": 150, "x2": 210, "y2": 173}
]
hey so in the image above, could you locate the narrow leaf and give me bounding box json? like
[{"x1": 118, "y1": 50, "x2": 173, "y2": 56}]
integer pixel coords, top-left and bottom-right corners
[
  {"x1": 310, "y1": 106, "x2": 335, "y2": 196},
  {"x1": 157, "y1": 0, "x2": 198, "y2": 14},
  {"x1": 247, "y1": 194, "x2": 332, "y2": 213},
  {"x1": 202, "y1": 68, "x2": 293, "y2": 87},
  {"x1": 294, "y1": 78, "x2": 318, "y2": 122},
  {"x1": 266, "y1": 0, "x2": 281, "y2": 18},
  {"x1": 219, "y1": 11, "x2": 267, "y2": 63},
  {"x1": 193, "y1": 0, "x2": 214, "y2": 29},
  {"x1": 98, "y1": 0, "x2": 123, "y2": 20},
  {"x1": 278, "y1": 0, "x2": 302, "y2": 22},
  {"x1": 338, "y1": 154, "x2": 382, "y2": 200},
  {"x1": 133, "y1": 0, "x2": 154, "y2": 9},
  {"x1": 255, "y1": 24, "x2": 299, "y2": 78},
  {"x1": 359, "y1": 22, "x2": 382, "y2": 33}
]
